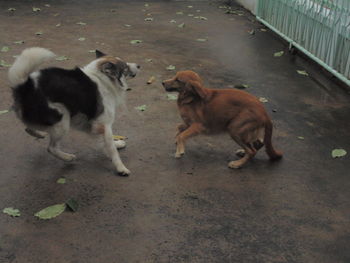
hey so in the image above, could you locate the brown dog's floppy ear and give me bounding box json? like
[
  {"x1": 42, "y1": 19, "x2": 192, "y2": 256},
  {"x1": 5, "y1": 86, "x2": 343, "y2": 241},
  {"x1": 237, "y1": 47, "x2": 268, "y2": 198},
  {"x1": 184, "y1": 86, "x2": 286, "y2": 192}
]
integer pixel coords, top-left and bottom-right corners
[
  {"x1": 96, "y1": 50, "x2": 106, "y2": 58},
  {"x1": 186, "y1": 80, "x2": 208, "y2": 101}
]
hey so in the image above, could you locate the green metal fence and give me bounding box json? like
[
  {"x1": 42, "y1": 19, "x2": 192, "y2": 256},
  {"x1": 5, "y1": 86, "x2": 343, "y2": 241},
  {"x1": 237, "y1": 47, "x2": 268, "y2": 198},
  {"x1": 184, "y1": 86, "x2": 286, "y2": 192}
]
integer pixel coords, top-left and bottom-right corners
[{"x1": 256, "y1": 0, "x2": 350, "y2": 86}]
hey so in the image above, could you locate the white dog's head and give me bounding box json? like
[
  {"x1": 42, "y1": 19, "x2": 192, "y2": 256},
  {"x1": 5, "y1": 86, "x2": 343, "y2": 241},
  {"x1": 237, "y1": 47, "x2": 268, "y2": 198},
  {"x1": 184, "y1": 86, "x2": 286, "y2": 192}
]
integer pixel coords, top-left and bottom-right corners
[{"x1": 95, "y1": 50, "x2": 140, "y2": 90}]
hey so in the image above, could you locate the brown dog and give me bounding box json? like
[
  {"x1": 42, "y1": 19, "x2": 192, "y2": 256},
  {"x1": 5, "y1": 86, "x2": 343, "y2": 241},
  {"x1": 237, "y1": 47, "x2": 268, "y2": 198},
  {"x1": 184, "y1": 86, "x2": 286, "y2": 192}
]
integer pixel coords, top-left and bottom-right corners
[{"x1": 162, "y1": 70, "x2": 282, "y2": 169}]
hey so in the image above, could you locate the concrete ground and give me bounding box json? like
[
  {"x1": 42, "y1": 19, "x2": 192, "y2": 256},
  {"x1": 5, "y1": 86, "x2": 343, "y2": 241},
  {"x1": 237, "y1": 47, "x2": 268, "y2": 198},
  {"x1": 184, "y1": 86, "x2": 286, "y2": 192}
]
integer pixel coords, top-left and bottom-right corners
[{"x1": 0, "y1": 1, "x2": 349, "y2": 262}]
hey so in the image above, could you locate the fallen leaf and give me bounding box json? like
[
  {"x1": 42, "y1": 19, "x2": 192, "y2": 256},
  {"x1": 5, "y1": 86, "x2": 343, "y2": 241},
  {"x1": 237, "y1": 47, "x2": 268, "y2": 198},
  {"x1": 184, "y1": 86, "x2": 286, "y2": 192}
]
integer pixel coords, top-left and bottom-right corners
[
  {"x1": 88, "y1": 49, "x2": 96, "y2": 53},
  {"x1": 188, "y1": 6, "x2": 193, "y2": 8},
  {"x1": 0, "y1": 110, "x2": 9, "y2": 115},
  {"x1": 8, "y1": 8, "x2": 16, "y2": 11},
  {"x1": 261, "y1": 28, "x2": 267, "y2": 32},
  {"x1": 53, "y1": 13, "x2": 60, "y2": 16},
  {"x1": 200, "y1": 16, "x2": 208, "y2": 20},
  {"x1": 218, "y1": 6, "x2": 228, "y2": 9},
  {"x1": 124, "y1": 24, "x2": 132, "y2": 27},
  {"x1": 1, "y1": 46, "x2": 9, "y2": 53},
  {"x1": 55, "y1": 56, "x2": 69, "y2": 61},
  {"x1": 259, "y1": 97, "x2": 268, "y2": 103},
  {"x1": 297, "y1": 136, "x2": 305, "y2": 140},
  {"x1": 0, "y1": 60, "x2": 12, "y2": 67},
  {"x1": 188, "y1": 14, "x2": 194, "y2": 17},
  {"x1": 130, "y1": 40, "x2": 142, "y2": 44},
  {"x1": 145, "y1": 58, "x2": 153, "y2": 63},
  {"x1": 144, "y1": 3, "x2": 149, "y2": 7},
  {"x1": 297, "y1": 70, "x2": 309, "y2": 76},
  {"x1": 3, "y1": 207, "x2": 20, "y2": 217},
  {"x1": 331, "y1": 149, "x2": 347, "y2": 158},
  {"x1": 35, "y1": 31, "x2": 43, "y2": 35},
  {"x1": 56, "y1": 23, "x2": 61, "y2": 27},
  {"x1": 274, "y1": 51, "x2": 284, "y2": 57},
  {"x1": 66, "y1": 199, "x2": 79, "y2": 212},
  {"x1": 170, "y1": 19, "x2": 177, "y2": 23},
  {"x1": 234, "y1": 84, "x2": 249, "y2": 89},
  {"x1": 113, "y1": 135, "x2": 126, "y2": 140},
  {"x1": 196, "y1": 38, "x2": 207, "y2": 42},
  {"x1": 34, "y1": 203, "x2": 66, "y2": 220},
  {"x1": 76, "y1": 21, "x2": 87, "y2": 26},
  {"x1": 167, "y1": 94, "x2": 178, "y2": 100},
  {"x1": 56, "y1": 178, "x2": 66, "y2": 184},
  {"x1": 45, "y1": 4, "x2": 51, "y2": 7},
  {"x1": 144, "y1": 17, "x2": 153, "y2": 21},
  {"x1": 166, "y1": 65, "x2": 176, "y2": 71},
  {"x1": 147, "y1": 76, "x2": 156, "y2": 84},
  {"x1": 32, "y1": 7, "x2": 41, "y2": 12},
  {"x1": 176, "y1": 11, "x2": 184, "y2": 15},
  {"x1": 135, "y1": 105, "x2": 147, "y2": 111},
  {"x1": 78, "y1": 37, "x2": 86, "y2": 41},
  {"x1": 178, "y1": 22, "x2": 185, "y2": 28},
  {"x1": 196, "y1": 10, "x2": 201, "y2": 12}
]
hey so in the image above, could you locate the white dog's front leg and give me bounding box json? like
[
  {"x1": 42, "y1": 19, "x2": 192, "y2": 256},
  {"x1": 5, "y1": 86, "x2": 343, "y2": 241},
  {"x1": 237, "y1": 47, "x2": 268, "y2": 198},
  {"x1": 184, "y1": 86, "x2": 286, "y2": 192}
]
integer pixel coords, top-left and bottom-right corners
[{"x1": 103, "y1": 125, "x2": 130, "y2": 176}]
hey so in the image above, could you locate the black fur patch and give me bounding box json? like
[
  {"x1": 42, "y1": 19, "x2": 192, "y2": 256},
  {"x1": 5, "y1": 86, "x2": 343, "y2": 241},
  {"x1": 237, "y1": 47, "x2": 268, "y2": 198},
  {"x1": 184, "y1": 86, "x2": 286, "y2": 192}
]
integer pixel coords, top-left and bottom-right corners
[{"x1": 13, "y1": 67, "x2": 104, "y2": 126}]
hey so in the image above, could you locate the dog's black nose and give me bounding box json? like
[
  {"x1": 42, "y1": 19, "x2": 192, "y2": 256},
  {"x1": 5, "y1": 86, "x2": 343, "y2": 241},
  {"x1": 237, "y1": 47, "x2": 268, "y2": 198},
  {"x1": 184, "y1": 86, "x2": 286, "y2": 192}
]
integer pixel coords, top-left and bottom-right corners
[
  {"x1": 136, "y1": 64, "x2": 141, "y2": 69},
  {"x1": 162, "y1": 81, "x2": 165, "y2": 86}
]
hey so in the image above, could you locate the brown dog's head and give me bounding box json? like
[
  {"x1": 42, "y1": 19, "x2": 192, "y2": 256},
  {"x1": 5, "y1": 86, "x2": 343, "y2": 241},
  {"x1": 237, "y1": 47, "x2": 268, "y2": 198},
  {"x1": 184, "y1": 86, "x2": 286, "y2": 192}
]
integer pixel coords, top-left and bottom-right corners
[{"x1": 162, "y1": 70, "x2": 209, "y2": 104}]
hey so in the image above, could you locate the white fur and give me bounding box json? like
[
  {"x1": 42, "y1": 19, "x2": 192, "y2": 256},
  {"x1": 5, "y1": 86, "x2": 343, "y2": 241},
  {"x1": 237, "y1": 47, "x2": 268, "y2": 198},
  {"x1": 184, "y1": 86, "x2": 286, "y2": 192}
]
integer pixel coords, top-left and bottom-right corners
[
  {"x1": 8, "y1": 47, "x2": 55, "y2": 86},
  {"x1": 10, "y1": 48, "x2": 139, "y2": 176}
]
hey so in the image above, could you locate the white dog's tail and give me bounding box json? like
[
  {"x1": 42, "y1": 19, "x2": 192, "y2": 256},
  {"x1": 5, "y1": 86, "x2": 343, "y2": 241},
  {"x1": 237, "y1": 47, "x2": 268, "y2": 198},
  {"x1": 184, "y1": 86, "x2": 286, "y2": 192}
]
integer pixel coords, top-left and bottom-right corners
[{"x1": 8, "y1": 47, "x2": 56, "y2": 86}]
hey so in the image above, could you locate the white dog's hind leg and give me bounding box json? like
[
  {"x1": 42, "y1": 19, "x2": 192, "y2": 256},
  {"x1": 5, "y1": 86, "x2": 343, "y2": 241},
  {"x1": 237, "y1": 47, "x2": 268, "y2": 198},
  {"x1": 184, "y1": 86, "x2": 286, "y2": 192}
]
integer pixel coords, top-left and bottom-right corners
[
  {"x1": 103, "y1": 125, "x2": 130, "y2": 176},
  {"x1": 47, "y1": 111, "x2": 76, "y2": 162}
]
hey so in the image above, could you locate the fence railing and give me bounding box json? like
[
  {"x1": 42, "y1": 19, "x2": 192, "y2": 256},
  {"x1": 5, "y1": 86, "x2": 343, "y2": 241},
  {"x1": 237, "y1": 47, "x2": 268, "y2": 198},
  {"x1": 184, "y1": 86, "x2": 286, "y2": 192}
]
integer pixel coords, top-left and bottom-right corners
[{"x1": 256, "y1": 0, "x2": 350, "y2": 86}]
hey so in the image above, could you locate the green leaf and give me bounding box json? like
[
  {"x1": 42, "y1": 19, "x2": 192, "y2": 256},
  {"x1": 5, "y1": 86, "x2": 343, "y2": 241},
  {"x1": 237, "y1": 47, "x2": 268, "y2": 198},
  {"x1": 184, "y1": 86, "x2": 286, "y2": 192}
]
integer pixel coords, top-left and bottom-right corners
[
  {"x1": 166, "y1": 65, "x2": 176, "y2": 71},
  {"x1": 188, "y1": 14, "x2": 194, "y2": 17},
  {"x1": 167, "y1": 94, "x2": 178, "y2": 101},
  {"x1": 176, "y1": 11, "x2": 184, "y2": 15},
  {"x1": 1, "y1": 46, "x2": 9, "y2": 53},
  {"x1": 145, "y1": 58, "x2": 153, "y2": 63},
  {"x1": 35, "y1": 31, "x2": 43, "y2": 35},
  {"x1": 218, "y1": 6, "x2": 228, "y2": 9},
  {"x1": 274, "y1": 51, "x2": 284, "y2": 57},
  {"x1": 34, "y1": 203, "x2": 66, "y2": 220},
  {"x1": 76, "y1": 22, "x2": 87, "y2": 26},
  {"x1": 78, "y1": 37, "x2": 86, "y2": 41},
  {"x1": 331, "y1": 149, "x2": 347, "y2": 158},
  {"x1": 297, "y1": 136, "x2": 304, "y2": 140},
  {"x1": 124, "y1": 24, "x2": 131, "y2": 27},
  {"x1": 261, "y1": 28, "x2": 267, "y2": 32},
  {"x1": 55, "y1": 56, "x2": 69, "y2": 61},
  {"x1": 0, "y1": 60, "x2": 12, "y2": 67},
  {"x1": 88, "y1": 49, "x2": 96, "y2": 53},
  {"x1": 45, "y1": 4, "x2": 51, "y2": 7},
  {"x1": 8, "y1": 8, "x2": 16, "y2": 11},
  {"x1": 135, "y1": 105, "x2": 147, "y2": 111},
  {"x1": 144, "y1": 3, "x2": 149, "y2": 7},
  {"x1": 56, "y1": 23, "x2": 61, "y2": 27},
  {"x1": 297, "y1": 70, "x2": 309, "y2": 76},
  {"x1": 56, "y1": 178, "x2": 66, "y2": 184},
  {"x1": 130, "y1": 40, "x2": 142, "y2": 44},
  {"x1": 178, "y1": 22, "x2": 185, "y2": 28},
  {"x1": 66, "y1": 199, "x2": 79, "y2": 212},
  {"x1": 144, "y1": 17, "x2": 153, "y2": 21},
  {"x1": 13, "y1": 40, "x2": 24, "y2": 45},
  {"x1": 259, "y1": 97, "x2": 268, "y2": 103},
  {"x1": 32, "y1": 7, "x2": 41, "y2": 12},
  {"x1": 170, "y1": 19, "x2": 176, "y2": 23},
  {"x1": 200, "y1": 16, "x2": 208, "y2": 20},
  {"x1": 3, "y1": 207, "x2": 20, "y2": 217},
  {"x1": 187, "y1": 6, "x2": 193, "y2": 8},
  {"x1": 196, "y1": 38, "x2": 207, "y2": 42},
  {"x1": 0, "y1": 110, "x2": 9, "y2": 115}
]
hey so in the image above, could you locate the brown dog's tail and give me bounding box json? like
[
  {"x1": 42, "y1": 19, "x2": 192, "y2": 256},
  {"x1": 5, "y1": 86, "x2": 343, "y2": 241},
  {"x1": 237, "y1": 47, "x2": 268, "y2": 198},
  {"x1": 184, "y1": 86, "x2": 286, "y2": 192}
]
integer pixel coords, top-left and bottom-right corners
[{"x1": 264, "y1": 121, "x2": 283, "y2": 160}]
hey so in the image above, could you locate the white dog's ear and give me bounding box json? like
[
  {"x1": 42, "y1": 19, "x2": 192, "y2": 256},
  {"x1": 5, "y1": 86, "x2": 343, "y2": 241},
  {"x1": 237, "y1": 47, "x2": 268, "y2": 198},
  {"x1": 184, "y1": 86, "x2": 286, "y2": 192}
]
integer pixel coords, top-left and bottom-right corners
[{"x1": 96, "y1": 50, "x2": 106, "y2": 58}]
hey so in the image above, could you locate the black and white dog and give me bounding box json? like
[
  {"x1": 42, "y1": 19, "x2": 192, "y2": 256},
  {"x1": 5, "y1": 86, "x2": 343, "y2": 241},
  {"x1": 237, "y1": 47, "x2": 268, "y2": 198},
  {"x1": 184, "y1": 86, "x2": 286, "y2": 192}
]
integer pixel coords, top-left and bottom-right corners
[{"x1": 9, "y1": 47, "x2": 140, "y2": 176}]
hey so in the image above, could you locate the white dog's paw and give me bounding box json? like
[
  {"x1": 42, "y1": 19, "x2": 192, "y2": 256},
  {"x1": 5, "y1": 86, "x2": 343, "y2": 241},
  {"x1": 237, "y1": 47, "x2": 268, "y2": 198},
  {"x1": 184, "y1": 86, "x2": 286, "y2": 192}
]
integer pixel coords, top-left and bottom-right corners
[
  {"x1": 116, "y1": 166, "x2": 130, "y2": 177},
  {"x1": 114, "y1": 140, "x2": 126, "y2": 149}
]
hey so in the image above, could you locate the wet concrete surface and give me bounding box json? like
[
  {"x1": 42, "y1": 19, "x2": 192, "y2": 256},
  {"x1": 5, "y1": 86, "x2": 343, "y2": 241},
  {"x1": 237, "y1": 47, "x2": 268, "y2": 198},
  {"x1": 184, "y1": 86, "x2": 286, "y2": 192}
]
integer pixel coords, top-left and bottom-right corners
[{"x1": 0, "y1": 1, "x2": 350, "y2": 262}]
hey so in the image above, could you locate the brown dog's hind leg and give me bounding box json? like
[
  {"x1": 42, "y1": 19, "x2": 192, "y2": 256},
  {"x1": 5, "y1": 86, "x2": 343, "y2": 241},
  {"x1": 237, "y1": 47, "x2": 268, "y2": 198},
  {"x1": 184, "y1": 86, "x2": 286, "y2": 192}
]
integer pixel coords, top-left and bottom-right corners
[
  {"x1": 175, "y1": 123, "x2": 204, "y2": 158},
  {"x1": 229, "y1": 138, "x2": 257, "y2": 169}
]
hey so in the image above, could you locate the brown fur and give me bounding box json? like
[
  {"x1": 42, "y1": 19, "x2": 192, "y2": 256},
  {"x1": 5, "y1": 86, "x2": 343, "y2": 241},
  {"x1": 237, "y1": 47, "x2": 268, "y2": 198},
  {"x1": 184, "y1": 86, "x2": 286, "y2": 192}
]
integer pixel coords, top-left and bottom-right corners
[{"x1": 162, "y1": 70, "x2": 282, "y2": 169}]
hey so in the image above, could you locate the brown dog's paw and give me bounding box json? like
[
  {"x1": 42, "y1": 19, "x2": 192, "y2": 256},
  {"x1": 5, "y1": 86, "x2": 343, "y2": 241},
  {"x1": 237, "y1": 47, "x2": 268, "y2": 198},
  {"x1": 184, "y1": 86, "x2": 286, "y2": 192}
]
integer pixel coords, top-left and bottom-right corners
[
  {"x1": 228, "y1": 160, "x2": 242, "y2": 169},
  {"x1": 175, "y1": 152, "x2": 184, "y2": 158}
]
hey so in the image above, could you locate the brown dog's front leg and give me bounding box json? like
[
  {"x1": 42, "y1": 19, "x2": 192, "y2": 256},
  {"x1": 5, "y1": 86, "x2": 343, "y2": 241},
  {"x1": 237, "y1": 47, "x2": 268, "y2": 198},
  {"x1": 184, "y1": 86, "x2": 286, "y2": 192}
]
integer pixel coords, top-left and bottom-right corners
[
  {"x1": 176, "y1": 123, "x2": 189, "y2": 137},
  {"x1": 175, "y1": 123, "x2": 204, "y2": 158}
]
